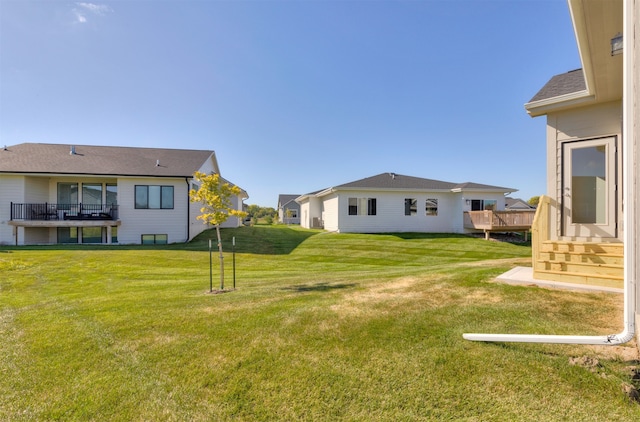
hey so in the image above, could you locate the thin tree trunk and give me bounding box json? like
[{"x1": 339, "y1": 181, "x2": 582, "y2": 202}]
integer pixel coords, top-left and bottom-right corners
[{"x1": 215, "y1": 225, "x2": 224, "y2": 290}]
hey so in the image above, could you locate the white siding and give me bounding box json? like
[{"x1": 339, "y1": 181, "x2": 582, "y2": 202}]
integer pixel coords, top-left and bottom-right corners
[
  {"x1": 0, "y1": 175, "x2": 25, "y2": 245},
  {"x1": 117, "y1": 177, "x2": 190, "y2": 244},
  {"x1": 334, "y1": 191, "x2": 460, "y2": 233},
  {"x1": 321, "y1": 194, "x2": 339, "y2": 232},
  {"x1": 24, "y1": 227, "x2": 50, "y2": 244},
  {"x1": 196, "y1": 155, "x2": 218, "y2": 176},
  {"x1": 24, "y1": 176, "x2": 49, "y2": 203},
  {"x1": 299, "y1": 200, "x2": 310, "y2": 229}
]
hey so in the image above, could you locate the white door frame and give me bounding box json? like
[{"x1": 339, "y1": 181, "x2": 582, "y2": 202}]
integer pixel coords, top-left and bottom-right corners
[{"x1": 561, "y1": 136, "x2": 617, "y2": 238}]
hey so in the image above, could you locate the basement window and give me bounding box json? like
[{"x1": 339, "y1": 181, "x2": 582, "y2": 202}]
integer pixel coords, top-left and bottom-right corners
[{"x1": 142, "y1": 234, "x2": 168, "y2": 245}]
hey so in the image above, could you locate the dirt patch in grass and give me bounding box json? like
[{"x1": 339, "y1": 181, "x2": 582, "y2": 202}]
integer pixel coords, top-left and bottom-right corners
[{"x1": 329, "y1": 275, "x2": 503, "y2": 318}]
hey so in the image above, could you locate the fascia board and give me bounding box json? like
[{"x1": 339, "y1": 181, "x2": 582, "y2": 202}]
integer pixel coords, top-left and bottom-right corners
[
  {"x1": 451, "y1": 188, "x2": 517, "y2": 194},
  {"x1": 524, "y1": 90, "x2": 595, "y2": 117},
  {"x1": 331, "y1": 187, "x2": 453, "y2": 194},
  {"x1": 209, "y1": 151, "x2": 221, "y2": 175}
]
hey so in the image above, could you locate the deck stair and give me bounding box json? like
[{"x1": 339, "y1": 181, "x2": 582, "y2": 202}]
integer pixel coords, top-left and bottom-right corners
[{"x1": 535, "y1": 240, "x2": 623, "y2": 288}]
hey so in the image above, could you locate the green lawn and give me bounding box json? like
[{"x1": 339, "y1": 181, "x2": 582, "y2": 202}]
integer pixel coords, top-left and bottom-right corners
[{"x1": 1, "y1": 226, "x2": 638, "y2": 421}]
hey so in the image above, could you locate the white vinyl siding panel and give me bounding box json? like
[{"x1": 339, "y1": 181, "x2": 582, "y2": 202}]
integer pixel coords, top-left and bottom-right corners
[
  {"x1": 24, "y1": 176, "x2": 49, "y2": 203},
  {"x1": 321, "y1": 194, "x2": 339, "y2": 232},
  {"x1": 117, "y1": 177, "x2": 189, "y2": 244},
  {"x1": 299, "y1": 201, "x2": 310, "y2": 229},
  {"x1": 0, "y1": 176, "x2": 25, "y2": 245},
  {"x1": 336, "y1": 192, "x2": 458, "y2": 233}
]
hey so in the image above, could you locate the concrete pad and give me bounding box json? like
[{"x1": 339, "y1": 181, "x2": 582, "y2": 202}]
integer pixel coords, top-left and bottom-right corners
[{"x1": 495, "y1": 266, "x2": 623, "y2": 294}]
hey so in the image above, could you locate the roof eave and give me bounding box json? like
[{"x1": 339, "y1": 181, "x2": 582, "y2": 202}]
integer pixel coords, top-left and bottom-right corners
[
  {"x1": 451, "y1": 187, "x2": 517, "y2": 194},
  {"x1": 525, "y1": 90, "x2": 595, "y2": 117}
]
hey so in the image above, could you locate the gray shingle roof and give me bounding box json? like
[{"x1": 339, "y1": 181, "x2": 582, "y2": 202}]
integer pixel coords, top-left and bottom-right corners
[
  {"x1": 528, "y1": 69, "x2": 586, "y2": 103},
  {"x1": 328, "y1": 173, "x2": 514, "y2": 192},
  {"x1": 0, "y1": 143, "x2": 216, "y2": 177},
  {"x1": 278, "y1": 194, "x2": 300, "y2": 207}
]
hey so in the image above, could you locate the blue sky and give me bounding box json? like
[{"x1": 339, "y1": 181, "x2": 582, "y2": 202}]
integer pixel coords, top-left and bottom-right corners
[{"x1": 1, "y1": 0, "x2": 580, "y2": 207}]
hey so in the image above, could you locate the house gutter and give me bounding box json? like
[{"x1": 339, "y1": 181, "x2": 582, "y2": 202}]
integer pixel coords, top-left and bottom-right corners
[{"x1": 464, "y1": 0, "x2": 636, "y2": 346}]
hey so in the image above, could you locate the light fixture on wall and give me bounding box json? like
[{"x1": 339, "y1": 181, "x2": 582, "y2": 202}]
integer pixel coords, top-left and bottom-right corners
[
  {"x1": 465, "y1": 199, "x2": 470, "y2": 205},
  {"x1": 611, "y1": 32, "x2": 623, "y2": 56}
]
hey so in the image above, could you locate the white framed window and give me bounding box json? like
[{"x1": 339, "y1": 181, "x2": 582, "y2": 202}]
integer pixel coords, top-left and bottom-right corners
[
  {"x1": 426, "y1": 199, "x2": 438, "y2": 216},
  {"x1": 404, "y1": 198, "x2": 417, "y2": 216},
  {"x1": 348, "y1": 198, "x2": 377, "y2": 216}
]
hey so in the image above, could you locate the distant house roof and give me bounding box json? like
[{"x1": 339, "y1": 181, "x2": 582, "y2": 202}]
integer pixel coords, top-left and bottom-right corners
[
  {"x1": 528, "y1": 69, "x2": 587, "y2": 103},
  {"x1": 302, "y1": 173, "x2": 515, "y2": 198},
  {"x1": 278, "y1": 194, "x2": 300, "y2": 208},
  {"x1": 0, "y1": 143, "x2": 218, "y2": 178},
  {"x1": 505, "y1": 197, "x2": 535, "y2": 210}
]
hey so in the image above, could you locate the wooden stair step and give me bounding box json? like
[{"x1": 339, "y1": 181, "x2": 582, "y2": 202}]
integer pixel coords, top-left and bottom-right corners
[
  {"x1": 538, "y1": 252, "x2": 624, "y2": 266},
  {"x1": 536, "y1": 263, "x2": 624, "y2": 280},
  {"x1": 533, "y1": 269, "x2": 624, "y2": 288}
]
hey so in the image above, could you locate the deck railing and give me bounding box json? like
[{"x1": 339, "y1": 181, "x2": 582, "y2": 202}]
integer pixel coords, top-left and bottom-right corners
[
  {"x1": 531, "y1": 195, "x2": 551, "y2": 276},
  {"x1": 10, "y1": 203, "x2": 119, "y2": 221},
  {"x1": 463, "y1": 209, "x2": 536, "y2": 230},
  {"x1": 464, "y1": 209, "x2": 535, "y2": 240}
]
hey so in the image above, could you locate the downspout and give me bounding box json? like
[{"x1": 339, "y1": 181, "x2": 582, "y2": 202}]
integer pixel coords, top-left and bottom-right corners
[
  {"x1": 464, "y1": 0, "x2": 636, "y2": 345},
  {"x1": 185, "y1": 178, "x2": 191, "y2": 242}
]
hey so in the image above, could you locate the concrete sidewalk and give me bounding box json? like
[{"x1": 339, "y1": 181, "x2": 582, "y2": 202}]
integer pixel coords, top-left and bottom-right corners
[{"x1": 495, "y1": 266, "x2": 623, "y2": 294}]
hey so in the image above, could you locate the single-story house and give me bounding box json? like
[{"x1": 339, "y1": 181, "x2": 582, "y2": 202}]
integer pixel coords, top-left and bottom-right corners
[
  {"x1": 296, "y1": 172, "x2": 518, "y2": 233},
  {"x1": 0, "y1": 143, "x2": 248, "y2": 245},
  {"x1": 277, "y1": 194, "x2": 301, "y2": 225}
]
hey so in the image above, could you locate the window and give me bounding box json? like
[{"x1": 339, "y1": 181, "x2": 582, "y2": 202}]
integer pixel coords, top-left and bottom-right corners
[
  {"x1": 405, "y1": 198, "x2": 417, "y2": 216},
  {"x1": 284, "y1": 208, "x2": 298, "y2": 219},
  {"x1": 82, "y1": 183, "x2": 102, "y2": 206},
  {"x1": 348, "y1": 198, "x2": 358, "y2": 215},
  {"x1": 142, "y1": 234, "x2": 168, "y2": 245},
  {"x1": 106, "y1": 184, "x2": 117, "y2": 205},
  {"x1": 135, "y1": 185, "x2": 174, "y2": 209},
  {"x1": 471, "y1": 199, "x2": 496, "y2": 211},
  {"x1": 57, "y1": 227, "x2": 78, "y2": 244},
  {"x1": 367, "y1": 198, "x2": 376, "y2": 215},
  {"x1": 57, "y1": 183, "x2": 78, "y2": 206},
  {"x1": 348, "y1": 198, "x2": 377, "y2": 216},
  {"x1": 426, "y1": 199, "x2": 438, "y2": 216},
  {"x1": 82, "y1": 227, "x2": 103, "y2": 244},
  {"x1": 484, "y1": 200, "x2": 497, "y2": 211}
]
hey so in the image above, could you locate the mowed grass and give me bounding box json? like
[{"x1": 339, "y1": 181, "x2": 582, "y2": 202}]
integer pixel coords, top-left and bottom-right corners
[{"x1": 1, "y1": 226, "x2": 639, "y2": 421}]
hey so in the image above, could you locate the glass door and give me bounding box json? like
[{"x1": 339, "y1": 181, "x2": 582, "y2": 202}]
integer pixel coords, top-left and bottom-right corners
[{"x1": 562, "y1": 137, "x2": 617, "y2": 238}]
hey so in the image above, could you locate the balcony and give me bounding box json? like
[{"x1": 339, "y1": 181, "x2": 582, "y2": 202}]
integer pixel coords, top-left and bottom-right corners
[{"x1": 11, "y1": 203, "x2": 119, "y2": 221}]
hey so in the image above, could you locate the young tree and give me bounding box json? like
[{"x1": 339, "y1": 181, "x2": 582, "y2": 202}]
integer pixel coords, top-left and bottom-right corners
[
  {"x1": 189, "y1": 171, "x2": 247, "y2": 291},
  {"x1": 528, "y1": 196, "x2": 540, "y2": 207}
]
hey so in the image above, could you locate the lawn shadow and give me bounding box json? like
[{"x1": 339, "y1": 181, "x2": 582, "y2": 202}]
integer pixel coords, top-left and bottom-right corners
[
  {"x1": 0, "y1": 225, "x2": 320, "y2": 255},
  {"x1": 387, "y1": 233, "x2": 471, "y2": 240},
  {"x1": 281, "y1": 282, "x2": 358, "y2": 292}
]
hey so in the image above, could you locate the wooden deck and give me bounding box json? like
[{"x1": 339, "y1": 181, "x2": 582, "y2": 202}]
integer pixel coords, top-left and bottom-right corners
[{"x1": 463, "y1": 210, "x2": 535, "y2": 240}]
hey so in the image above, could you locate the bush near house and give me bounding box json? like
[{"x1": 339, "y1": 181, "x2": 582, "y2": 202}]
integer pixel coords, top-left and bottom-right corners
[{"x1": 1, "y1": 226, "x2": 638, "y2": 421}]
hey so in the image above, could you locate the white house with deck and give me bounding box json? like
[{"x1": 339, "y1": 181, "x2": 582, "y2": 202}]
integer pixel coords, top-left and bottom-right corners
[
  {"x1": 296, "y1": 172, "x2": 527, "y2": 235},
  {"x1": 0, "y1": 143, "x2": 248, "y2": 245}
]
